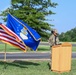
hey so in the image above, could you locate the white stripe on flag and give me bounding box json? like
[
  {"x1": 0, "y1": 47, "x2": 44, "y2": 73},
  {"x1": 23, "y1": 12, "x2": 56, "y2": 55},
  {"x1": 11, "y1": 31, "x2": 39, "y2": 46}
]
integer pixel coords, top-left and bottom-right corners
[{"x1": 0, "y1": 24, "x2": 26, "y2": 51}]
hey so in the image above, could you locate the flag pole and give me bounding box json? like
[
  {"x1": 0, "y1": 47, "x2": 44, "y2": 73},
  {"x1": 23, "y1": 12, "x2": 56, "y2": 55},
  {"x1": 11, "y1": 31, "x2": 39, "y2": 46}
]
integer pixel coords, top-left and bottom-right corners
[{"x1": 4, "y1": 43, "x2": 7, "y2": 61}]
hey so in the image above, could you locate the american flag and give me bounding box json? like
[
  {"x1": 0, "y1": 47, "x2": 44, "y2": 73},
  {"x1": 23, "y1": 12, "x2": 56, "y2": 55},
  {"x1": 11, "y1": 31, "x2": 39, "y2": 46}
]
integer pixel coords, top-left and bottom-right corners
[{"x1": 0, "y1": 24, "x2": 26, "y2": 52}]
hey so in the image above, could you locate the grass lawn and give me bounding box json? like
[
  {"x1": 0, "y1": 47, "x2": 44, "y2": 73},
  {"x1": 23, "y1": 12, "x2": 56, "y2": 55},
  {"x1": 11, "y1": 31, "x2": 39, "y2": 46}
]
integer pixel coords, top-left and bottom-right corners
[
  {"x1": 38, "y1": 45, "x2": 76, "y2": 52},
  {"x1": 72, "y1": 47, "x2": 76, "y2": 52},
  {"x1": 0, "y1": 44, "x2": 76, "y2": 52},
  {"x1": 0, "y1": 60, "x2": 76, "y2": 75},
  {"x1": 0, "y1": 43, "x2": 76, "y2": 75},
  {"x1": 0, "y1": 44, "x2": 22, "y2": 52}
]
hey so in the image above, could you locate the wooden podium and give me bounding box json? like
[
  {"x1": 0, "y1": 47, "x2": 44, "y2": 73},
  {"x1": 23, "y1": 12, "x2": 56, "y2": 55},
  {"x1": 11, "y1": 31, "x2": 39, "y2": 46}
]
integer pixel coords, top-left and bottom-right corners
[{"x1": 51, "y1": 42, "x2": 72, "y2": 73}]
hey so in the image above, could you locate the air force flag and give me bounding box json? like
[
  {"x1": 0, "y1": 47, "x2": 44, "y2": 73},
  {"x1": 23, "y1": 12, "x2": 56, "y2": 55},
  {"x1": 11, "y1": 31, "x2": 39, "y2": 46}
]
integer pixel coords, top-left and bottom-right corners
[{"x1": 7, "y1": 13, "x2": 41, "y2": 51}]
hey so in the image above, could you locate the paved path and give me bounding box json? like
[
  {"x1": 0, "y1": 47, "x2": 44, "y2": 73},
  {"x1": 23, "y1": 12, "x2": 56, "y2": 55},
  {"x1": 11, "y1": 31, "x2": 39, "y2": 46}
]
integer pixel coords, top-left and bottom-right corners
[{"x1": 0, "y1": 52, "x2": 76, "y2": 60}]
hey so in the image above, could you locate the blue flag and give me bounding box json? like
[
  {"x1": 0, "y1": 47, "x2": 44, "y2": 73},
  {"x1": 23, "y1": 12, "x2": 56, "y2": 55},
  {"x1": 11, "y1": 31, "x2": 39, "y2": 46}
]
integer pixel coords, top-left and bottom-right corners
[{"x1": 7, "y1": 13, "x2": 41, "y2": 51}]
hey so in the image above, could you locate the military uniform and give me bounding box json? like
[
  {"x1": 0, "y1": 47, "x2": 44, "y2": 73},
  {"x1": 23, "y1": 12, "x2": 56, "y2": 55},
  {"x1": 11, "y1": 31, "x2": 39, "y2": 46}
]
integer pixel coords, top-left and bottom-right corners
[
  {"x1": 48, "y1": 29, "x2": 60, "y2": 69},
  {"x1": 48, "y1": 34, "x2": 59, "y2": 47}
]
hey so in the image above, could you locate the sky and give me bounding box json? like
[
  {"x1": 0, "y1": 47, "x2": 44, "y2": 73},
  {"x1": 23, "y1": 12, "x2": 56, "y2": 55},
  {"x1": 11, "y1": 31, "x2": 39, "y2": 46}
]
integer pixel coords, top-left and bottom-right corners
[
  {"x1": 0, "y1": 0, "x2": 11, "y2": 11},
  {"x1": 49, "y1": 0, "x2": 76, "y2": 34},
  {"x1": 0, "y1": 0, "x2": 11, "y2": 23},
  {"x1": 0, "y1": 0, "x2": 76, "y2": 34}
]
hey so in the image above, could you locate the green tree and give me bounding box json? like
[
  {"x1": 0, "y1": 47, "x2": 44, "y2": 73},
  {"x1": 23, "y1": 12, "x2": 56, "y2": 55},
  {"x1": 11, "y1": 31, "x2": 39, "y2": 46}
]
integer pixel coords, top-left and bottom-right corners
[
  {"x1": 0, "y1": 0, "x2": 57, "y2": 41},
  {"x1": 59, "y1": 27, "x2": 76, "y2": 42}
]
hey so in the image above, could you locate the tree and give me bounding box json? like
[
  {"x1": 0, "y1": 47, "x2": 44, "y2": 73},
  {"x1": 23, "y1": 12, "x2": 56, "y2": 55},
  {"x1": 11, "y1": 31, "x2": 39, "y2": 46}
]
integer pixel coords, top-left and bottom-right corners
[
  {"x1": 59, "y1": 27, "x2": 76, "y2": 42},
  {"x1": 0, "y1": 0, "x2": 57, "y2": 41}
]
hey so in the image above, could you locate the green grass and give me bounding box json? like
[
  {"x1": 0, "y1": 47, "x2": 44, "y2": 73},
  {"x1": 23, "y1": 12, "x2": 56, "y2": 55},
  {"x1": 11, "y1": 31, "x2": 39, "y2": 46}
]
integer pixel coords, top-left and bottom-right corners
[
  {"x1": 0, "y1": 60, "x2": 76, "y2": 75},
  {"x1": 0, "y1": 44, "x2": 50, "y2": 52},
  {"x1": 0, "y1": 44, "x2": 22, "y2": 52},
  {"x1": 0, "y1": 43, "x2": 76, "y2": 75},
  {"x1": 38, "y1": 45, "x2": 50, "y2": 51},
  {"x1": 38, "y1": 45, "x2": 76, "y2": 52},
  {"x1": 72, "y1": 47, "x2": 76, "y2": 52},
  {"x1": 0, "y1": 44, "x2": 76, "y2": 52}
]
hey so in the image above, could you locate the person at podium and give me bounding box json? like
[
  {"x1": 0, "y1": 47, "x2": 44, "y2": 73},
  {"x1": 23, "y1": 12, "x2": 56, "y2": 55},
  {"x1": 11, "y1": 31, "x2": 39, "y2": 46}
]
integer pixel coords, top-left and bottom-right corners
[
  {"x1": 48, "y1": 29, "x2": 60, "y2": 47},
  {"x1": 48, "y1": 29, "x2": 60, "y2": 69}
]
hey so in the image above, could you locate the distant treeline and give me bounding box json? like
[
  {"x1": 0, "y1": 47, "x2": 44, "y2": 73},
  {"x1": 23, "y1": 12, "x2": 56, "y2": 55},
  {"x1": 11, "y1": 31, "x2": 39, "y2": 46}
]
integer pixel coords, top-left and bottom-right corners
[{"x1": 59, "y1": 27, "x2": 76, "y2": 42}]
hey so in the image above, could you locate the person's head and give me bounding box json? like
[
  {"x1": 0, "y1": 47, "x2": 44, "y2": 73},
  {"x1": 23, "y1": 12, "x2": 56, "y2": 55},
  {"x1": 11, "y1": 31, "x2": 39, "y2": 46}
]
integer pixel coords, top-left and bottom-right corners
[{"x1": 51, "y1": 29, "x2": 58, "y2": 36}]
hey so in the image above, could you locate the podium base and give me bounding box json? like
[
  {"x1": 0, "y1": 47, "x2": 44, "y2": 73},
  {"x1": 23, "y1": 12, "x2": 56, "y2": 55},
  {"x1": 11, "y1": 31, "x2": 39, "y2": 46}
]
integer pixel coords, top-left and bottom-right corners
[{"x1": 51, "y1": 70, "x2": 71, "y2": 73}]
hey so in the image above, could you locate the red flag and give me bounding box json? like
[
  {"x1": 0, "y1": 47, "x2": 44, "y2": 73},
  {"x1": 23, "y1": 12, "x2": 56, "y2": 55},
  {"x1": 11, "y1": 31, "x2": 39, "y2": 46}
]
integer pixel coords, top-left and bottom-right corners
[{"x1": 0, "y1": 24, "x2": 26, "y2": 52}]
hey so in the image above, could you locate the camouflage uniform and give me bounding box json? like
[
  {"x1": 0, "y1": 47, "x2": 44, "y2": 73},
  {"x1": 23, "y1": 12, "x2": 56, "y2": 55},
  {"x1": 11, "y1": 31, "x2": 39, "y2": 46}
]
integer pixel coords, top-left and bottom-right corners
[
  {"x1": 48, "y1": 34, "x2": 59, "y2": 47},
  {"x1": 48, "y1": 29, "x2": 60, "y2": 69}
]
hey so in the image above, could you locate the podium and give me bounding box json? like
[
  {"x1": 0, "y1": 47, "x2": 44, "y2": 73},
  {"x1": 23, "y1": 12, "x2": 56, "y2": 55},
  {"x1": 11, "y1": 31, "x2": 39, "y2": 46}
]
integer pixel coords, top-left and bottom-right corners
[{"x1": 51, "y1": 42, "x2": 72, "y2": 73}]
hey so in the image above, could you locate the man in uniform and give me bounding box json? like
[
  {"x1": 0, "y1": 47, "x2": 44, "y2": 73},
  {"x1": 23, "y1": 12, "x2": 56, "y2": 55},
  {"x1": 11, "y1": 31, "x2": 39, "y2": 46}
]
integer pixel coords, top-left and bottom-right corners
[
  {"x1": 48, "y1": 29, "x2": 59, "y2": 47},
  {"x1": 48, "y1": 29, "x2": 60, "y2": 69}
]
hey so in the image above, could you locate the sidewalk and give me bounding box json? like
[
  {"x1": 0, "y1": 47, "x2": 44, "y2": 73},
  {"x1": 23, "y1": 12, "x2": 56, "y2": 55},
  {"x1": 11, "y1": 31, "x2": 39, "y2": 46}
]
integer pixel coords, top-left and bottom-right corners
[{"x1": 0, "y1": 51, "x2": 51, "y2": 54}]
